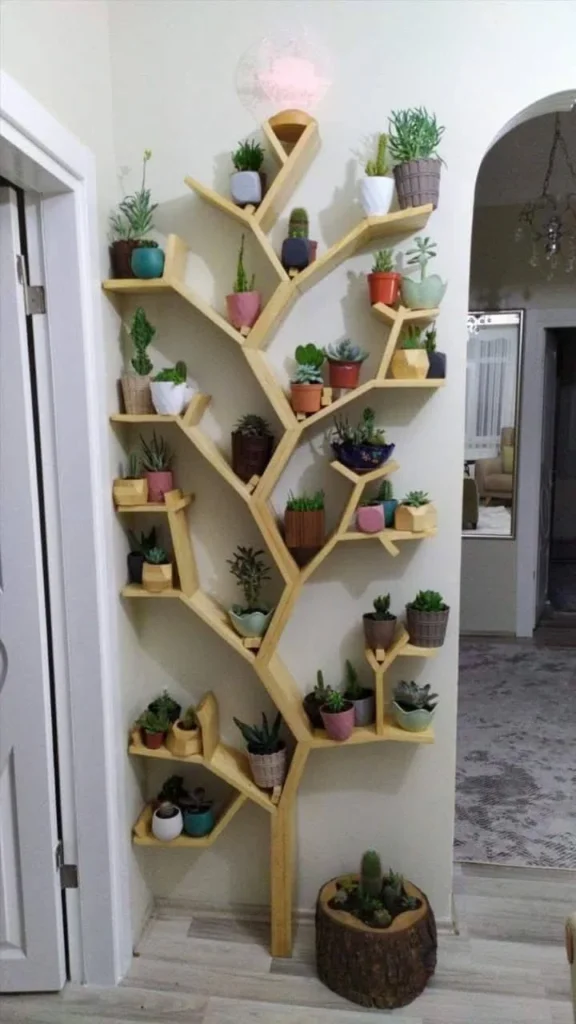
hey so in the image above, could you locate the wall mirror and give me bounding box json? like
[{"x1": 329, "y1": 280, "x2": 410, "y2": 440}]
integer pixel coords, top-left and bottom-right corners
[{"x1": 462, "y1": 310, "x2": 523, "y2": 539}]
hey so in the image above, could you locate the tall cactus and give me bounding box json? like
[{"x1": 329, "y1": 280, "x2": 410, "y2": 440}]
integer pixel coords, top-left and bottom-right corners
[
  {"x1": 360, "y1": 849, "x2": 382, "y2": 899},
  {"x1": 289, "y1": 207, "x2": 309, "y2": 239}
]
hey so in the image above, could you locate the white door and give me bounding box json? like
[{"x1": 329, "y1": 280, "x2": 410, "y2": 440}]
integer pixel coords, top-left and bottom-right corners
[
  {"x1": 536, "y1": 333, "x2": 557, "y2": 621},
  {"x1": 0, "y1": 186, "x2": 66, "y2": 991}
]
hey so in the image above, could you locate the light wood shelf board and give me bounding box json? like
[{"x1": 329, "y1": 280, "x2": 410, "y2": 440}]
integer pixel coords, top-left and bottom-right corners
[
  {"x1": 170, "y1": 278, "x2": 245, "y2": 346},
  {"x1": 102, "y1": 277, "x2": 172, "y2": 294},
  {"x1": 184, "y1": 175, "x2": 252, "y2": 226},
  {"x1": 262, "y1": 119, "x2": 289, "y2": 166},
  {"x1": 255, "y1": 652, "x2": 313, "y2": 742},
  {"x1": 254, "y1": 119, "x2": 320, "y2": 233},
  {"x1": 167, "y1": 503, "x2": 198, "y2": 598},
  {"x1": 242, "y1": 349, "x2": 297, "y2": 430},
  {"x1": 110, "y1": 412, "x2": 178, "y2": 424},
  {"x1": 195, "y1": 691, "x2": 219, "y2": 761},
  {"x1": 128, "y1": 728, "x2": 204, "y2": 764},
  {"x1": 341, "y1": 527, "x2": 435, "y2": 542},
  {"x1": 307, "y1": 719, "x2": 434, "y2": 748},
  {"x1": 308, "y1": 724, "x2": 382, "y2": 749},
  {"x1": 255, "y1": 429, "x2": 300, "y2": 503},
  {"x1": 379, "y1": 379, "x2": 445, "y2": 388},
  {"x1": 251, "y1": 500, "x2": 299, "y2": 586},
  {"x1": 249, "y1": 219, "x2": 290, "y2": 282},
  {"x1": 330, "y1": 457, "x2": 400, "y2": 486},
  {"x1": 121, "y1": 584, "x2": 181, "y2": 599},
  {"x1": 270, "y1": 743, "x2": 310, "y2": 957},
  {"x1": 116, "y1": 493, "x2": 192, "y2": 514},
  {"x1": 180, "y1": 591, "x2": 255, "y2": 663},
  {"x1": 243, "y1": 280, "x2": 298, "y2": 350},
  {"x1": 179, "y1": 424, "x2": 252, "y2": 502},
  {"x1": 399, "y1": 642, "x2": 440, "y2": 659},
  {"x1": 132, "y1": 793, "x2": 247, "y2": 847},
  {"x1": 381, "y1": 715, "x2": 434, "y2": 744},
  {"x1": 298, "y1": 532, "x2": 340, "y2": 583},
  {"x1": 181, "y1": 392, "x2": 212, "y2": 427},
  {"x1": 210, "y1": 743, "x2": 276, "y2": 812}
]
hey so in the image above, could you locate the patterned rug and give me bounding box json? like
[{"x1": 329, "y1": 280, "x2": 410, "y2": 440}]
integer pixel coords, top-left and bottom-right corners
[{"x1": 455, "y1": 639, "x2": 576, "y2": 868}]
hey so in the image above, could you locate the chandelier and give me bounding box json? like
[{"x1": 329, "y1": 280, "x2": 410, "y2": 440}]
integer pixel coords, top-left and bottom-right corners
[{"x1": 515, "y1": 112, "x2": 576, "y2": 275}]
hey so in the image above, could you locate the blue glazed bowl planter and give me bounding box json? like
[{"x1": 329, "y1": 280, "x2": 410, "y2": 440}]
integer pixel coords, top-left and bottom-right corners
[
  {"x1": 183, "y1": 806, "x2": 215, "y2": 837},
  {"x1": 332, "y1": 442, "x2": 395, "y2": 474},
  {"x1": 131, "y1": 246, "x2": 166, "y2": 279}
]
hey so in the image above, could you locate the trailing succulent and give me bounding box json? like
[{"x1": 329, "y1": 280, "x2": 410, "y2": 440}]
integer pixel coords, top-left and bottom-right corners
[
  {"x1": 227, "y1": 545, "x2": 271, "y2": 612},
  {"x1": 292, "y1": 343, "x2": 325, "y2": 385},
  {"x1": 330, "y1": 849, "x2": 421, "y2": 928},
  {"x1": 232, "y1": 139, "x2": 264, "y2": 172},
  {"x1": 409, "y1": 589, "x2": 447, "y2": 612},
  {"x1": 324, "y1": 339, "x2": 368, "y2": 364},
  {"x1": 286, "y1": 490, "x2": 324, "y2": 511},
  {"x1": 394, "y1": 680, "x2": 438, "y2": 713},
  {"x1": 234, "y1": 414, "x2": 273, "y2": 437},
  {"x1": 233, "y1": 711, "x2": 283, "y2": 755},
  {"x1": 110, "y1": 150, "x2": 157, "y2": 242}
]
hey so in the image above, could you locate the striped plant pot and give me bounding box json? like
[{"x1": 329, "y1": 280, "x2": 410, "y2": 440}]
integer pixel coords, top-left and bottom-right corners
[
  {"x1": 248, "y1": 744, "x2": 287, "y2": 789},
  {"x1": 406, "y1": 605, "x2": 450, "y2": 648}
]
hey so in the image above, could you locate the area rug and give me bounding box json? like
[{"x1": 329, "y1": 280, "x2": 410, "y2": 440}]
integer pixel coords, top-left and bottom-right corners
[{"x1": 455, "y1": 639, "x2": 576, "y2": 868}]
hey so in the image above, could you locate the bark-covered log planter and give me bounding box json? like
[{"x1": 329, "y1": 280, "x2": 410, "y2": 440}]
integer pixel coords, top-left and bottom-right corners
[{"x1": 316, "y1": 875, "x2": 437, "y2": 1009}]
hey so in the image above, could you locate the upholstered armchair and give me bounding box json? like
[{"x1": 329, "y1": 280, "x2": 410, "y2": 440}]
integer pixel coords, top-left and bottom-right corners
[{"x1": 474, "y1": 427, "x2": 515, "y2": 503}]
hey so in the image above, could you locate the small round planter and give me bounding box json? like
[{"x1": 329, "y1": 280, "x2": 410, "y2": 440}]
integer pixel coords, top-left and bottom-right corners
[
  {"x1": 226, "y1": 291, "x2": 261, "y2": 330},
  {"x1": 401, "y1": 275, "x2": 447, "y2": 311},
  {"x1": 363, "y1": 615, "x2": 397, "y2": 651},
  {"x1": 382, "y1": 498, "x2": 398, "y2": 528},
  {"x1": 392, "y1": 702, "x2": 436, "y2": 733},
  {"x1": 360, "y1": 176, "x2": 395, "y2": 217},
  {"x1": 127, "y1": 551, "x2": 145, "y2": 585},
  {"x1": 183, "y1": 806, "x2": 215, "y2": 837},
  {"x1": 356, "y1": 504, "x2": 384, "y2": 534},
  {"x1": 327, "y1": 360, "x2": 361, "y2": 389},
  {"x1": 391, "y1": 350, "x2": 430, "y2": 380},
  {"x1": 281, "y1": 237, "x2": 310, "y2": 272},
  {"x1": 151, "y1": 803, "x2": 183, "y2": 842},
  {"x1": 303, "y1": 693, "x2": 324, "y2": 730},
  {"x1": 121, "y1": 373, "x2": 153, "y2": 415},
  {"x1": 290, "y1": 383, "x2": 323, "y2": 415},
  {"x1": 228, "y1": 607, "x2": 273, "y2": 638},
  {"x1": 368, "y1": 272, "x2": 401, "y2": 307},
  {"x1": 427, "y1": 352, "x2": 447, "y2": 379},
  {"x1": 151, "y1": 381, "x2": 196, "y2": 416},
  {"x1": 110, "y1": 239, "x2": 137, "y2": 278},
  {"x1": 406, "y1": 605, "x2": 450, "y2": 648},
  {"x1": 230, "y1": 170, "x2": 262, "y2": 207},
  {"x1": 394, "y1": 158, "x2": 442, "y2": 210},
  {"x1": 320, "y1": 702, "x2": 355, "y2": 741},
  {"x1": 131, "y1": 246, "x2": 165, "y2": 279},
  {"x1": 248, "y1": 743, "x2": 287, "y2": 789},
  {"x1": 145, "y1": 470, "x2": 174, "y2": 503},
  {"x1": 231, "y1": 431, "x2": 274, "y2": 483},
  {"x1": 141, "y1": 728, "x2": 166, "y2": 750},
  {"x1": 142, "y1": 562, "x2": 173, "y2": 593},
  {"x1": 332, "y1": 442, "x2": 395, "y2": 474},
  {"x1": 347, "y1": 690, "x2": 375, "y2": 727}
]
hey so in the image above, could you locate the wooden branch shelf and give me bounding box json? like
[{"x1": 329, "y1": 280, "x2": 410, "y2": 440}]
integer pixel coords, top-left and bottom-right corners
[
  {"x1": 115, "y1": 491, "x2": 192, "y2": 514},
  {"x1": 308, "y1": 719, "x2": 434, "y2": 749},
  {"x1": 133, "y1": 794, "x2": 247, "y2": 847}
]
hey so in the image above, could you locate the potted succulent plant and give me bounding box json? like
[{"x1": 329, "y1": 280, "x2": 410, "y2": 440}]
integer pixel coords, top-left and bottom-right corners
[
  {"x1": 331, "y1": 408, "x2": 394, "y2": 473},
  {"x1": 406, "y1": 590, "x2": 450, "y2": 648},
  {"x1": 303, "y1": 669, "x2": 333, "y2": 729},
  {"x1": 226, "y1": 235, "x2": 261, "y2": 331},
  {"x1": 182, "y1": 787, "x2": 215, "y2": 837},
  {"x1": 227, "y1": 546, "x2": 274, "y2": 638},
  {"x1": 343, "y1": 660, "x2": 375, "y2": 727},
  {"x1": 148, "y1": 690, "x2": 181, "y2": 724},
  {"x1": 324, "y1": 339, "x2": 368, "y2": 390},
  {"x1": 378, "y1": 479, "x2": 398, "y2": 527},
  {"x1": 395, "y1": 491, "x2": 437, "y2": 533},
  {"x1": 151, "y1": 801, "x2": 183, "y2": 842},
  {"x1": 392, "y1": 680, "x2": 438, "y2": 733},
  {"x1": 157, "y1": 774, "x2": 189, "y2": 806},
  {"x1": 290, "y1": 343, "x2": 325, "y2": 415},
  {"x1": 233, "y1": 712, "x2": 286, "y2": 789},
  {"x1": 142, "y1": 546, "x2": 173, "y2": 593},
  {"x1": 363, "y1": 594, "x2": 397, "y2": 651},
  {"x1": 281, "y1": 208, "x2": 315, "y2": 273},
  {"x1": 390, "y1": 326, "x2": 430, "y2": 380},
  {"x1": 125, "y1": 151, "x2": 164, "y2": 279},
  {"x1": 113, "y1": 452, "x2": 148, "y2": 507},
  {"x1": 231, "y1": 414, "x2": 274, "y2": 483},
  {"x1": 356, "y1": 494, "x2": 385, "y2": 534},
  {"x1": 360, "y1": 133, "x2": 394, "y2": 216},
  {"x1": 388, "y1": 107, "x2": 445, "y2": 210},
  {"x1": 121, "y1": 306, "x2": 155, "y2": 414},
  {"x1": 150, "y1": 360, "x2": 196, "y2": 415},
  {"x1": 127, "y1": 527, "x2": 157, "y2": 584},
  {"x1": 367, "y1": 248, "x2": 401, "y2": 306},
  {"x1": 139, "y1": 433, "x2": 174, "y2": 503},
  {"x1": 166, "y1": 704, "x2": 202, "y2": 757},
  {"x1": 424, "y1": 327, "x2": 446, "y2": 379},
  {"x1": 319, "y1": 690, "x2": 355, "y2": 742},
  {"x1": 284, "y1": 490, "x2": 325, "y2": 565},
  {"x1": 401, "y1": 237, "x2": 447, "y2": 311},
  {"x1": 230, "y1": 138, "x2": 265, "y2": 207},
  {"x1": 137, "y1": 707, "x2": 169, "y2": 749}
]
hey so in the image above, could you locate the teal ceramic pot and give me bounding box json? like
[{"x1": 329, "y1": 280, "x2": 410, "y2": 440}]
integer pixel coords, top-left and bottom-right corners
[
  {"x1": 382, "y1": 498, "x2": 398, "y2": 527},
  {"x1": 228, "y1": 607, "x2": 273, "y2": 638},
  {"x1": 131, "y1": 246, "x2": 165, "y2": 279},
  {"x1": 401, "y1": 275, "x2": 447, "y2": 310},
  {"x1": 392, "y1": 701, "x2": 436, "y2": 733},
  {"x1": 183, "y1": 806, "x2": 215, "y2": 837}
]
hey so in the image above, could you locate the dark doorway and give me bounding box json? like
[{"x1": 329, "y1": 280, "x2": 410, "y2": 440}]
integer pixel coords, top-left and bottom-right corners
[{"x1": 546, "y1": 328, "x2": 576, "y2": 614}]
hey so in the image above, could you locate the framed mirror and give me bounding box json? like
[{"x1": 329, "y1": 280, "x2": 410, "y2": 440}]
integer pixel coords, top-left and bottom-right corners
[{"x1": 462, "y1": 310, "x2": 523, "y2": 538}]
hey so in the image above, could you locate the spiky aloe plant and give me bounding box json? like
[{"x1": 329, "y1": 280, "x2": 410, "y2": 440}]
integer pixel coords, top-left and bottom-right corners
[
  {"x1": 401, "y1": 326, "x2": 423, "y2": 350},
  {"x1": 144, "y1": 546, "x2": 169, "y2": 565},
  {"x1": 233, "y1": 712, "x2": 283, "y2": 754},
  {"x1": 372, "y1": 248, "x2": 394, "y2": 273}
]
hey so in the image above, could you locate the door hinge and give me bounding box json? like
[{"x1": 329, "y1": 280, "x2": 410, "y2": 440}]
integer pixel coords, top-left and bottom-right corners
[
  {"x1": 16, "y1": 253, "x2": 46, "y2": 315},
  {"x1": 55, "y1": 841, "x2": 79, "y2": 889}
]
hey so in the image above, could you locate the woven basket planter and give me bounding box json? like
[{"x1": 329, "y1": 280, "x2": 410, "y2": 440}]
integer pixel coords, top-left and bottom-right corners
[
  {"x1": 393, "y1": 159, "x2": 441, "y2": 210},
  {"x1": 406, "y1": 605, "x2": 449, "y2": 648},
  {"x1": 248, "y1": 744, "x2": 287, "y2": 789},
  {"x1": 121, "y1": 373, "x2": 153, "y2": 414}
]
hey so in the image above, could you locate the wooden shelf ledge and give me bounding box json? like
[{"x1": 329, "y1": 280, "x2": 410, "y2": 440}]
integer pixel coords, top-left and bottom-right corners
[
  {"x1": 115, "y1": 491, "x2": 193, "y2": 514},
  {"x1": 331, "y1": 457, "x2": 400, "y2": 486},
  {"x1": 307, "y1": 719, "x2": 433, "y2": 749},
  {"x1": 371, "y1": 302, "x2": 440, "y2": 327},
  {"x1": 341, "y1": 527, "x2": 436, "y2": 542},
  {"x1": 133, "y1": 793, "x2": 247, "y2": 848},
  {"x1": 122, "y1": 584, "x2": 182, "y2": 599}
]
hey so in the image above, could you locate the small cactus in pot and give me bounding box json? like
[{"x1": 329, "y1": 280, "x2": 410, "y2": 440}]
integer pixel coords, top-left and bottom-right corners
[
  {"x1": 342, "y1": 660, "x2": 375, "y2": 727},
  {"x1": 226, "y1": 235, "x2": 261, "y2": 332},
  {"x1": 281, "y1": 207, "x2": 314, "y2": 274},
  {"x1": 303, "y1": 669, "x2": 333, "y2": 729},
  {"x1": 319, "y1": 690, "x2": 355, "y2": 742},
  {"x1": 362, "y1": 594, "x2": 397, "y2": 652}
]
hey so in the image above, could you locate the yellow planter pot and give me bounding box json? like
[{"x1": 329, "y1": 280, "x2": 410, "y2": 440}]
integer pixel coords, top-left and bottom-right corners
[
  {"x1": 394, "y1": 503, "x2": 438, "y2": 533},
  {"x1": 142, "y1": 562, "x2": 173, "y2": 593},
  {"x1": 390, "y1": 349, "x2": 429, "y2": 380},
  {"x1": 113, "y1": 477, "x2": 148, "y2": 507},
  {"x1": 165, "y1": 720, "x2": 202, "y2": 757}
]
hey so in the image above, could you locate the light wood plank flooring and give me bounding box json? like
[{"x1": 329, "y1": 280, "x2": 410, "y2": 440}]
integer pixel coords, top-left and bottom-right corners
[{"x1": 1, "y1": 863, "x2": 573, "y2": 1023}]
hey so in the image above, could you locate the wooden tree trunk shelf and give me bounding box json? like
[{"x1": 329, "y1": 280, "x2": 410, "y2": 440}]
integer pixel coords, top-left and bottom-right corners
[{"x1": 315, "y1": 876, "x2": 437, "y2": 1009}]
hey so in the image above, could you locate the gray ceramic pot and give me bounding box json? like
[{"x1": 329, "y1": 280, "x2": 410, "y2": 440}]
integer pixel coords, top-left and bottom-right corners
[
  {"x1": 392, "y1": 702, "x2": 436, "y2": 733},
  {"x1": 362, "y1": 615, "x2": 397, "y2": 651},
  {"x1": 228, "y1": 607, "x2": 273, "y2": 638},
  {"x1": 401, "y1": 274, "x2": 447, "y2": 310},
  {"x1": 406, "y1": 605, "x2": 449, "y2": 648},
  {"x1": 347, "y1": 690, "x2": 375, "y2": 727},
  {"x1": 393, "y1": 158, "x2": 442, "y2": 210}
]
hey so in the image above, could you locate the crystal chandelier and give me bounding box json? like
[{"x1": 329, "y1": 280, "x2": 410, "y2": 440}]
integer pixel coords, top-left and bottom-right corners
[{"x1": 515, "y1": 113, "x2": 576, "y2": 275}]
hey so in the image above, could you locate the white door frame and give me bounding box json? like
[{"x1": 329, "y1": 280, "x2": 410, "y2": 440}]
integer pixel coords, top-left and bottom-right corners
[
  {"x1": 0, "y1": 72, "x2": 132, "y2": 985},
  {"x1": 516, "y1": 308, "x2": 576, "y2": 636}
]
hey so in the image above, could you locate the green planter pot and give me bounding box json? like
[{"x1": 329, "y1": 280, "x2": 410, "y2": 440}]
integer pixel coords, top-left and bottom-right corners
[
  {"x1": 183, "y1": 806, "x2": 215, "y2": 837},
  {"x1": 392, "y1": 702, "x2": 436, "y2": 733},
  {"x1": 131, "y1": 246, "x2": 165, "y2": 279},
  {"x1": 401, "y1": 274, "x2": 447, "y2": 311},
  {"x1": 228, "y1": 607, "x2": 273, "y2": 638}
]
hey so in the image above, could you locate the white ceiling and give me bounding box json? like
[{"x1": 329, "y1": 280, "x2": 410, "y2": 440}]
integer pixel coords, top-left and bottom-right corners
[{"x1": 475, "y1": 109, "x2": 576, "y2": 207}]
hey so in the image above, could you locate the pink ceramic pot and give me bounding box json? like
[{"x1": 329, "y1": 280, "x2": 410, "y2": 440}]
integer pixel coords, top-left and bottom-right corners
[
  {"x1": 146, "y1": 470, "x2": 173, "y2": 503},
  {"x1": 226, "y1": 291, "x2": 262, "y2": 330},
  {"x1": 356, "y1": 504, "x2": 385, "y2": 533},
  {"x1": 320, "y1": 702, "x2": 355, "y2": 741}
]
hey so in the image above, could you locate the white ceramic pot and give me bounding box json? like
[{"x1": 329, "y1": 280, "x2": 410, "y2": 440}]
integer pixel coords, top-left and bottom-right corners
[
  {"x1": 230, "y1": 171, "x2": 262, "y2": 207},
  {"x1": 360, "y1": 176, "x2": 395, "y2": 217},
  {"x1": 150, "y1": 380, "x2": 198, "y2": 416},
  {"x1": 151, "y1": 802, "x2": 183, "y2": 842}
]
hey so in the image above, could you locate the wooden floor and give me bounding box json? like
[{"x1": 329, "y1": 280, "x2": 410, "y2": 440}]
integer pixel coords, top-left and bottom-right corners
[{"x1": 1, "y1": 863, "x2": 573, "y2": 1023}]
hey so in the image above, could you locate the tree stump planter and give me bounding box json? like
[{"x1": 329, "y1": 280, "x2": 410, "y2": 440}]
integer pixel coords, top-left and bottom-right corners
[{"x1": 316, "y1": 876, "x2": 437, "y2": 1009}]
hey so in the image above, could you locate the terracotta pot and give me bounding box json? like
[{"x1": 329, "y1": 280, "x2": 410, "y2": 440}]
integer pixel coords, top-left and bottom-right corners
[
  {"x1": 110, "y1": 239, "x2": 138, "y2": 278},
  {"x1": 356, "y1": 505, "x2": 384, "y2": 534},
  {"x1": 145, "y1": 470, "x2": 174, "y2": 503},
  {"x1": 362, "y1": 615, "x2": 397, "y2": 651},
  {"x1": 394, "y1": 158, "x2": 442, "y2": 210},
  {"x1": 320, "y1": 702, "x2": 355, "y2": 742},
  {"x1": 231, "y1": 431, "x2": 274, "y2": 482},
  {"x1": 141, "y1": 728, "x2": 165, "y2": 750},
  {"x1": 166, "y1": 720, "x2": 202, "y2": 757},
  {"x1": 394, "y1": 503, "x2": 438, "y2": 533},
  {"x1": 248, "y1": 744, "x2": 287, "y2": 789},
  {"x1": 113, "y1": 477, "x2": 148, "y2": 507},
  {"x1": 226, "y1": 291, "x2": 261, "y2": 330},
  {"x1": 290, "y1": 383, "x2": 323, "y2": 414},
  {"x1": 368, "y1": 272, "x2": 401, "y2": 307},
  {"x1": 142, "y1": 562, "x2": 173, "y2": 593},
  {"x1": 391, "y1": 350, "x2": 430, "y2": 380},
  {"x1": 406, "y1": 605, "x2": 450, "y2": 648},
  {"x1": 328, "y1": 361, "x2": 361, "y2": 389},
  {"x1": 121, "y1": 373, "x2": 153, "y2": 414}
]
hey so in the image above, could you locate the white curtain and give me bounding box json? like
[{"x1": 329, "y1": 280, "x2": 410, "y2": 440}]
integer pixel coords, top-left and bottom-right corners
[{"x1": 465, "y1": 324, "x2": 519, "y2": 460}]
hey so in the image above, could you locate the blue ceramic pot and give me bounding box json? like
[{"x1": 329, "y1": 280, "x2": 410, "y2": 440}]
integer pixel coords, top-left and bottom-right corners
[
  {"x1": 281, "y1": 237, "x2": 310, "y2": 272},
  {"x1": 332, "y1": 442, "x2": 395, "y2": 474},
  {"x1": 382, "y1": 498, "x2": 398, "y2": 528},
  {"x1": 426, "y1": 352, "x2": 447, "y2": 379},
  {"x1": 183, "y1": 806, "x2": 215, "y2": 837},
  {"x1": 392, "y1": 701, "x2": 436, "y2": 733},
  {"x1": 228, "y1": 607, "x2": 273, "y2": 638},
  {"x1": 131, "y1": 246, "x2": 165, "y2": 279}
]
